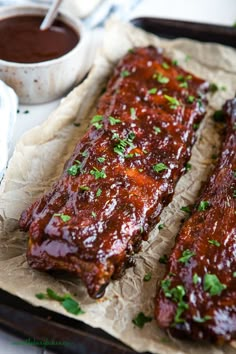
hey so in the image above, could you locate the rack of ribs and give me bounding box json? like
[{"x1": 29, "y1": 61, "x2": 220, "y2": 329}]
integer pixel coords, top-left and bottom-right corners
[
  {"x1": 19, "y1": 46, "x2": 208, "y2": 299},
  {"x1": 155, "y1": 97, "x2": 236, "y2": 343}
]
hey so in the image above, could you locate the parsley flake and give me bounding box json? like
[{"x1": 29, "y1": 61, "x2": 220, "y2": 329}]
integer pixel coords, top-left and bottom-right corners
[
  {"x1": 130, "y1": 107, "x2": 137, "y2": 120},
  {"x1": 153, "y1": 163, "x2": 168, "y2": 173},
  {"x1": 91, "y1": 115, "x2": 103, "y2": 130},
  {"x1": 162, "y1": 62, "x2": 170, "y2": 69},
  {"x1": 159, "y1": 254, "x2": 168, "y2": 264},
  {"x1": 121, "y1": 70, "x2": 130, "y2": 77},
  {"x1": 96, "y1": 188, "x2": 102, "y2": 197},
  {"x1": 180, "y1": 206, "x2": 191, "y2": 213},
  {"x1": 153, "y1": 126, "x2": 161, "y2": 134},
  {"x1": 91, "y1": 211, "x2": 96, "y2": 218},
  {"x1": 153, "y1": 73, "x2": 169, "y2": 84},
  {"x1": 185, "y1": 162, "x2": 192, "y2": 171},
  {"x1": 109, "y1": 116, "x2": 121, "y2": 125},
  {"x1": 193, "y1": 315, "x2": 212, "y2": 323},
  {"x1": 204, "y1": 274, "x2": 227, "y2": 296},
  {"x1": 198, "y1": 200, "x2": 210, "y2": 211},
  {"x1": 193, "y1": 273, "x2": 200, "y2": 285},
  {"x1": 187, "y1": 95, "x2": 195, "y2": 103},
  {"x1": 172, "y1": 59, "x2": 178, "y2": 66},
  {"x1": 164, "y1": 95, "x2": 180, "y2": 109},
  {"x1": 90, "y1": 167, "x2": 107, "y2": 179},
  {"x1": 233, "y1": 272, "x2": 236, "y2": 277},
  {"x1": 143, "y1": 272, "x2": 152, "y2": 281},
  {"x1": 113, "y1": 132, "x2": 136, "y2": 157},
  {"x1": 79, "y1": 186, "x2": 90, "y2": 191},
  {"x1": 97, "y1": 157, "x2": 106, "y2": 163},
  {"x1": 132, "y1": 312, "x2": 152, "y2": 328},
  {"x1": 178, "y1": 249, "x2": 195, "y2": 264},
  {"x1": 36, "y1": 288, "x2": 84, "y2": 315},
  {"x1": 209, "y1": 83, "x2": 218, "y2": 93},
  {"x1": 158, "y1": 223, "x2": 164, "y2": 230},
  {"x1": 208, "y1": 239, "x2": 220, "y2": 247},
  {"x1": 213, "y1": 110, "x2": 225, "y2": 122},
  {"x1": 67, "y1": 160, "x2": 82, "y2": 176},
  {"x1": 148, "y1": 87, "x2": 157, "y2": 94},
  {"x1": 54, "y1": 213, "x2": 71, "y2": 222}
]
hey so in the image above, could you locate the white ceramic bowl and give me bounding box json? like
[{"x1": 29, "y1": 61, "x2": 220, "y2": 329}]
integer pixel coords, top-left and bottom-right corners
[{"x1": 0, "y1": 5, "x2": 88, "y2": 104}]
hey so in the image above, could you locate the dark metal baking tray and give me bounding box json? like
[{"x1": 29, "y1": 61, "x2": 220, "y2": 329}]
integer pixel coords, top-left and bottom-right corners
[{"x1": 0, "y1": 17, "x2": 235, "y2": 354}]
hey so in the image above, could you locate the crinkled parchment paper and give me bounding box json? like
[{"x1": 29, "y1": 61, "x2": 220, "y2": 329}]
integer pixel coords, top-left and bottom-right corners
[{"x1": 0, "y1": 19, "x2": 236, "y2": 354}]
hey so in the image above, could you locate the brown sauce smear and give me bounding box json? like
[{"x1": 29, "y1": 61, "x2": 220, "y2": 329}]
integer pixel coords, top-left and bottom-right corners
[{"x1": 0, "y1": 15, "x2": 79, "y2": 63}]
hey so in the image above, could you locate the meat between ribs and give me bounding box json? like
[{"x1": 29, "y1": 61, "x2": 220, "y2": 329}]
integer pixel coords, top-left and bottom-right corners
[
  {"x1": 155, "y1": 98, "x2": 236, "y2": 343},
  {"x1": 19, "y1": 47, "x2": 208, "y2": 298}
]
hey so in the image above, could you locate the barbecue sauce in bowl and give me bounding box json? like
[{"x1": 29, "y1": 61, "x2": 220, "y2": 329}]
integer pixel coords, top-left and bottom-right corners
[{"x1": 0, "y1": 15, "x2": 79, "y2": 63}]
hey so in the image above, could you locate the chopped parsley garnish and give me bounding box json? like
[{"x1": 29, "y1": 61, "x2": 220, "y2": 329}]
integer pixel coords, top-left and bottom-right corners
[
  {"x1": 91, "y1": 115, "x2": 103, "y2": 123},
  {"x1": 203, "y1": 274, "x2": 227, "y2": 296},
  {"x1": 158, "y1": 223, "x2": 164, "y2": 230},
  {"x1": 143, "y1": 272, "x2": 152, "y2": 281},
  {"x1": 208, "y1": 239, "x2": 220, "y2": 247},
  {"x1": 193, "y1": 273, "x2": 200, "y2": 285},
  {"x1": 148, "y1": 87, "x2": 157, "y2": 94},
  {"x1": 154, "y1": 73, "x2": 169, "y2": 84},
  {"x1": 233, "y1": 190, "x2": 236, "y2": 198},
  {"x1": 73, "y1": 122, "x2": 81, "y2": 127},
  {"x1": 178, "y1": 249, "x2": 195, "y2": 264},
  {"x1": 91, "y1": 211, "x2": 96, "y2": 218},
  {"x1": 185, "y1": 162, "x2": 192, "y2": 171},
  {"x1": 161, "y1": 280, "x2": 189, "y2": 324},
  {"x1": 79, "y1": 185, "x2": 90, "y2": 191},
  {"x1": 128, "y1": 48, "x2": 134, "y2": 54},
  {"x1": 113, "y1": 132, "x2": 136, "y2": 157},
  {"x1": 159, "y1": 254, "x2": 168, "y2": 264},
  {"x1": 198, "y1": 200, "x2": 210, "y2": 211},
  {"x1": 36, "y1": 288, "x2": 84, "y2": 315},
  {"x1": 180, "y1": 206, "x2": 191, "y2": 214},
  {"x1": 233, "y1": 170, "x2": 236, "y2": 178},
  {"x1": 81, "y1": 151, "x2": 88, "y2": 157},
  {"x1": 187, "y1": 96, "x2": 195, "y2": 103},
  {"x1": 109, "y1": 116, "x2": 121, "y2": 125},
  {"x1": 209, "y1": 83, "x2": 218, "y2": 93},
  {"x1": 162, "y1": 62, "x2": 170, "y2": 69},
  {"x1": 153, "y1": 126, "x2": 161, "y2": 134},
  {"x1": 91, "y1": 115, "x2": 103, "y2": 129},
  {"x1": 90, "y1": 167, "x2": 107, "y2": 179},
  {"x1": 164, "y1": 95, "x2": 180, "y2": 109},
  {"x1": 193, "y1": 315, "x2": 212, "y2": 323},
  {"x1": 132, "y1": 312, "x2": 152, "y2": 328},
  {"x1": 172, "y1": 59, "x2": 178, "y2": 66},
  {"x1": 233, "y1": 272, "x2": 236, "y2": 277},
  {"x1": 53, "y1": 213, "x2": 71, "y2": 222},
  {"x1": 185, "y1": 55, "x2": 191, "y2": 62},
  {"x1": 153, "y1": 163, "x2": 168, "y2": 173},
  {"x1": 130, "y1": 107, "x2": 137, "y2": 120},
  {"x1": 97, "y1": 157, "x2": 106, "y2": 163},
  {"x1": 213, "y1": 110, "x2": 225, "y2": 122},
  {"x1": 179, "y1": 82, "x2": 188, "y2": 88},
  {"x1": 67, "y1": 160, "x2": 82, "y2": 176},
  {"x1": 193, "y1": 123, "x2": 199, "y2": 130},
  {"x1": 96, "y1": 188, "x2": 102, "y2": 197},
  {"x1": 24, "y1": 110, "x2": 29, "y2": 114},
  {"x1": 121, "y1": 70, "x2": 130, "y2": 77}
]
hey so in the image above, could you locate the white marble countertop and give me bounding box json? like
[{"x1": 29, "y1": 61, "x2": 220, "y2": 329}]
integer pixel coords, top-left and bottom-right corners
[{"x1": 1, "y1": 0, "x2": 236, "y2": 353}]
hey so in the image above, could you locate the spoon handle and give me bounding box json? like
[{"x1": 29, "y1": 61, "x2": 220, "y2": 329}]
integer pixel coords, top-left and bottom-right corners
[{"x1": 40, "y1": 0, "x2": 63, "y2": 31}]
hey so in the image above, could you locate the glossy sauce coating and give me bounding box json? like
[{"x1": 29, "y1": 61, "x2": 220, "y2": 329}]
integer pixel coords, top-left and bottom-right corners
[
  {"x1": 0, "y1": 16, "x2": 79, "y2": 63},
  {"x1": 19, "y1": 47, "x2": 208, "y2": 298},
  {"x1": 155, "y1": 98, "x2": 236, "y2": 343}
]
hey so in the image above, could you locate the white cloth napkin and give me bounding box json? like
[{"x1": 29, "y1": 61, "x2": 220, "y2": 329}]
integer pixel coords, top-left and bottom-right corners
[{"x1": 0, "y1": 81, "x2": 18, "y2": 181}]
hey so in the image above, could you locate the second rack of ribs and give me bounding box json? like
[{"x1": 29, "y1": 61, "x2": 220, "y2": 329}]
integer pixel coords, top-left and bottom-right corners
[{"x1": 19, "y1": 47, "x2": 208, "y2": 298}]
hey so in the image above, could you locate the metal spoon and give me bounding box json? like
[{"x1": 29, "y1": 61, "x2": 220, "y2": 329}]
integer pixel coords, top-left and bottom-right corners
[{"x1": 40, "y1": 0, "x2": 63, "y2": 31}]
